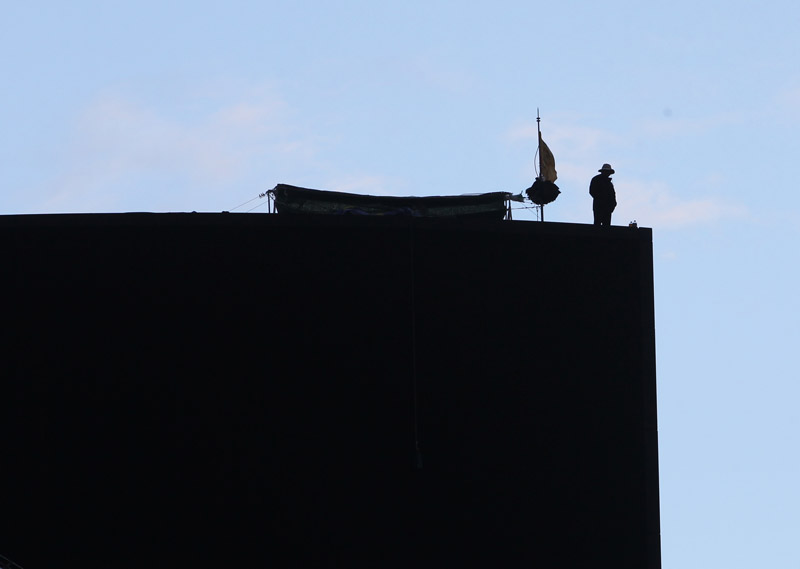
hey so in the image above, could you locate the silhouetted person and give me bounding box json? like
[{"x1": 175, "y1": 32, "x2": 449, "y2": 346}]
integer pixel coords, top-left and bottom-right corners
[{"x1": 589, "y1": 163, "x2": 616, "y2": 226}]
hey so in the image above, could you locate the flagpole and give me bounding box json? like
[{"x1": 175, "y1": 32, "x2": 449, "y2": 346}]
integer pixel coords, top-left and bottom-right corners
[{"x1": 537, "y1": 109, "x2": 544, "y2": 222}]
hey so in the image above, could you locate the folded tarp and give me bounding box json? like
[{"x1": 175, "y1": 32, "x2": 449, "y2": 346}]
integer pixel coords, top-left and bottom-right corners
[{"x1": 272, "y1": 184, "x2": 510, "y2": 220}]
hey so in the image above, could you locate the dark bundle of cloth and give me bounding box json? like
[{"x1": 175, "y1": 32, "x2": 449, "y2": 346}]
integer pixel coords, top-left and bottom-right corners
[{"x1": 525, "y1": 179, "x2": 560, "y2": 205}]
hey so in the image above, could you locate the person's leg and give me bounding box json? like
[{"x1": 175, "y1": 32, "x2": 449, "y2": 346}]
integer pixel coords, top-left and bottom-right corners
[{"x1": 595, "y1": 208, "x2": 611, "y2": 226}]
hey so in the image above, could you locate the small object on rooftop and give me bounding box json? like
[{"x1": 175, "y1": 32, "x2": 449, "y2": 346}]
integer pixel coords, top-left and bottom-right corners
[{"x1": 525, "y1": 178, "x2": 561, "y2": 206}]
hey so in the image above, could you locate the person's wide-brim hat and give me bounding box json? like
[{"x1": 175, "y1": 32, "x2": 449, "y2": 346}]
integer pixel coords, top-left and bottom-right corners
[{"x1": 598, "y1": 163, "x2": 615, "y2": 174}]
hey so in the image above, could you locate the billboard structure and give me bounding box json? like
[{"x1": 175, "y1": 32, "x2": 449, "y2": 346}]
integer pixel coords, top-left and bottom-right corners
[{"x1": 1, "y1": 213, "x2": 660, "y2": 568}]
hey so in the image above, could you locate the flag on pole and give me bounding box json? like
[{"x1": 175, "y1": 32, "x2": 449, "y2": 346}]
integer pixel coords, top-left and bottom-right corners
[{"x1": 538, "y1": 132, "x2": 557, "y2": 183}]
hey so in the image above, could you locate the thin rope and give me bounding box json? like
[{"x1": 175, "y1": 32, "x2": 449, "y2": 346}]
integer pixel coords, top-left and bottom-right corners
[
  {"x1": 230, "y1": 188, "x2": 275, "y2": 212},
  {"x1": 509, "y1": 203, "x2": 543, "y2": 221},
  {"x1": 229, "y1": 195, "x2": 261, "y2": 211},
  {"x1": 245, "y1": 200, "x2": 270, "y2": 213}
]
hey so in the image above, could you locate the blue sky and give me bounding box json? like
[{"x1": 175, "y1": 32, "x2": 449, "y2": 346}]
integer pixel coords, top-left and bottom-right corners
[{"x1": 3, "y1": 1, "x2": 800, "y2": 566}]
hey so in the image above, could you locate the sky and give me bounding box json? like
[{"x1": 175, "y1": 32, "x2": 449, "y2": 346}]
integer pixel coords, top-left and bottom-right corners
[{"x1": 3, "y1": 1, "x2": 800, "y2": 566}]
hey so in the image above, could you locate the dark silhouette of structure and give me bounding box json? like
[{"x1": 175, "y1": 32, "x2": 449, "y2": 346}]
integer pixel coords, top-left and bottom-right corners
[
  {"x1": 1, "y1": 213, "x2": 660, "y2": 568},
  {"x1": 0, "y1": 553, "x2": 24, "y2": 569},
  {"x1": 270, "y1": 184, "x2": 511, "y2": 219}
]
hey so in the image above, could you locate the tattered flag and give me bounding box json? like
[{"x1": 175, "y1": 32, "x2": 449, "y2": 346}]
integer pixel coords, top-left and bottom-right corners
[{"x1": 538, "y1": 132, "x2": 557, "y2": 183}]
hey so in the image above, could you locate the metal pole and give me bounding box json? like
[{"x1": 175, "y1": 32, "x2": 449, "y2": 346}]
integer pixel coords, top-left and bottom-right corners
[
  {"x1": 537, "y1": 109, "x2": 543, "y2": 222},
  {"x1": 536, "y1": 108, "x2": 542, "y2": 177}
]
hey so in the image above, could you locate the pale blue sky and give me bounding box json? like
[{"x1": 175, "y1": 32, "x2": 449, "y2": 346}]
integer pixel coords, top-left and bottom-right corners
[{"x1": 3, "y1": 1, "x2": 800, "y2": 566}]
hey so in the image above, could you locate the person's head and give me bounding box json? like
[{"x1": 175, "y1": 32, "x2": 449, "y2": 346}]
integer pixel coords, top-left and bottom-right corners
[{"x1": 598, "y1": 163, "x2": 615, "y2": 177}]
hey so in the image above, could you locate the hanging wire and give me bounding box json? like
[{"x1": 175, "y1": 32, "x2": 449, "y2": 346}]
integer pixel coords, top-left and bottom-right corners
[
  {"x1": 229, "y1": 195, "x2": 261, "y2": 212},
  {"x1": 509, "y1": 203, "x2": 543, "y2": 221},
  {"x1": 229, "y1": 188, "x2": 274, "y2": 212},
  {"x1": 245, "y1": 200, "x2": 270, "y2": 213}
]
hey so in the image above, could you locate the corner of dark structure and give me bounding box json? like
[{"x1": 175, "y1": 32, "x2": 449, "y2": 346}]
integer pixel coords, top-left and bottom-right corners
[{"x1": 1, "y1": 213, "x2": 660, "y2": 568}]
